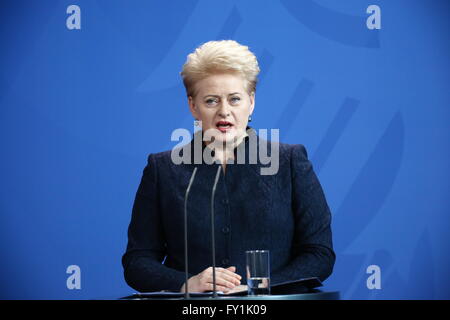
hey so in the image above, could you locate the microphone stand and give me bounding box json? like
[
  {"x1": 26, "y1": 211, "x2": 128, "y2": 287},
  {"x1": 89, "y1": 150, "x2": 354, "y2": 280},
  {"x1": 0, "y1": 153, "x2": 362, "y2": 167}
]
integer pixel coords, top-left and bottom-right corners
[
  {"x1": 184, "y1": 167, "x2": 198, "y2": 299},
  {"x1": 211, "y1": 164, "x2": 222, "y2": 298}
]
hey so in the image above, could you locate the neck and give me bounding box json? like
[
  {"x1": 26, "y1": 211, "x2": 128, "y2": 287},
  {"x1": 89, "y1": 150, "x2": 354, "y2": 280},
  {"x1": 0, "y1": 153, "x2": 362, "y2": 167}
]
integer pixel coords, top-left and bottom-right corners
[
  {"x1": 204, "y1": 131, "x2": 248, "y2": 163},
  {"x1": 205, "y1": 130, "x2": 250, "y2": 174}
]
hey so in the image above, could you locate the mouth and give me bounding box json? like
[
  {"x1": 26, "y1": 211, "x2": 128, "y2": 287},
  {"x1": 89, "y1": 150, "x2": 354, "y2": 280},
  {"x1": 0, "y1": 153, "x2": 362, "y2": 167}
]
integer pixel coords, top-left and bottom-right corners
[{"x1": 215, "y1": 120, "x2": 234, "y2": 133}]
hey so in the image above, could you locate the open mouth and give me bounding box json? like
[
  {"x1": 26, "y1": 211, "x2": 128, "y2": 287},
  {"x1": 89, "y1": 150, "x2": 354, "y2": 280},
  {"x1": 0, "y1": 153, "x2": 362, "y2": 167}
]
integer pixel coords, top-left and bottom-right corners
[{"x1": 216, "y1": 120, "x2": 234, "y2": 133}]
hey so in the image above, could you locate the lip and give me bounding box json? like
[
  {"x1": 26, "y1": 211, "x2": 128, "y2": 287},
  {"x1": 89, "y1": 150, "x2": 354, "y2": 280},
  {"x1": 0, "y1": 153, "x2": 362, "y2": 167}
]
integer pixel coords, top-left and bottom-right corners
[{"x1": 215, "y1": 120, "x2": 234, "y2": 133}]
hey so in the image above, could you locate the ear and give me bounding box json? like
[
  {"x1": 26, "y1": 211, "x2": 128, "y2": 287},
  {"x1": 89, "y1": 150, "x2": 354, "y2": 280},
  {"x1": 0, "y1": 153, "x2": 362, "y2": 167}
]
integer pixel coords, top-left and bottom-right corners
[
  {"x1": 188, "y1": 96, "x2": 199, "y2": 119},
  {"x1": 249, "y1": 92, "x2": 256, "y2": 115}
]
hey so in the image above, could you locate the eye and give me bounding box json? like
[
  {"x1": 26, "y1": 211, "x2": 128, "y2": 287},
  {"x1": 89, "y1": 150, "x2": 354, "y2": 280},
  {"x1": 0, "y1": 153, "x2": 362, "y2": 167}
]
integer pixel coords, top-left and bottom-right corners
[
  {"x1": 229, "y1": 96, "x2": 241, "y2": 105},
  {"x1": 205, "y1": 98, "x2": 219, "y2": 106}
]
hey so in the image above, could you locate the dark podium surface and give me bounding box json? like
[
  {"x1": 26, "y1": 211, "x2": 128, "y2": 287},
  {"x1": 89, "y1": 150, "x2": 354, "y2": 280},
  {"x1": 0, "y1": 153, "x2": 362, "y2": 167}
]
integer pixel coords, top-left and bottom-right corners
[
  {"x1": 120, "y1": 277, "x2": 339, "y2": 300},
  {"x1": 120, "y1": 290, "x2": 340, "y2": 300}
]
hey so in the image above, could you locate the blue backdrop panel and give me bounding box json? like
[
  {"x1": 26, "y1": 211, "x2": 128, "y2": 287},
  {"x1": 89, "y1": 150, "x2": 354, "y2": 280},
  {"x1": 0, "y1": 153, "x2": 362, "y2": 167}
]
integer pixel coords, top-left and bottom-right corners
[{"x1": 0, "y1": 0, "x2": 449, "y2": 299}]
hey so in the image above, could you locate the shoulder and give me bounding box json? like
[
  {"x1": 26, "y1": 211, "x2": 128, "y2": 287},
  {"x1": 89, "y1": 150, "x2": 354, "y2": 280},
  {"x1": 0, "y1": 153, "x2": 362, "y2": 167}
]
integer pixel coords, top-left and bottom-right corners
[
  {"x1": 254, "y1": 136, "x2": 311, "y2": 178},
  {"x1": 283, "y1": 143, "x2": 310, "y2": 174},
  {"x1": 144, "y1": 146, "x2": 196, "y2": 178},
  {"x1": 288, "y1": 144, "x2": 309, "y2": 161},
  {"x1": 272, "y1": 142, "x2": 312, "y2": 178},
  {"x1": 261, "y1": 137, "x2": 309, "y2": 163},
  {"x1": 279, "y1": 142, "x2": 307, "y2": 157},
  {"x1": 144, "y1": 149, "x2": 181, "y2": 174},
  {"x1": 147, "y1": 149, "x2": 173, "y2": 163}
]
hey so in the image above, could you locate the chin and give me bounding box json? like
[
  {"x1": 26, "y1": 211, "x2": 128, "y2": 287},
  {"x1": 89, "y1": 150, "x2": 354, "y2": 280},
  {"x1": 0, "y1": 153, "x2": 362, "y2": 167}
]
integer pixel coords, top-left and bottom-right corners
[
  {"x1": 216, "y1": 132, "x2": 237, "y2": 144},
  {"x1": 203, "y1": 127, "x2": 237, "y2": 145}
]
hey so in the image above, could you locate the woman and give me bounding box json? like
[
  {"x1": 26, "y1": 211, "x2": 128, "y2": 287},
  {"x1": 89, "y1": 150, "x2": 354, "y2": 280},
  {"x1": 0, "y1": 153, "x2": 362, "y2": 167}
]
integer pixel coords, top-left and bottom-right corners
[{"x1": 122, "y1": 40, "x2": 335, "y2": 293}]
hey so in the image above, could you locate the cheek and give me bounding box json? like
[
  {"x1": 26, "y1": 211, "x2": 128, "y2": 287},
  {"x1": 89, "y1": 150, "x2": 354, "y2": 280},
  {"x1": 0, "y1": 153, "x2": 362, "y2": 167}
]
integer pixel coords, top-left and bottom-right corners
[
  {"x1": 198, "y1": 109, "x2": 215, "y2": 123},
  {"x1": 236, "y1": 108, "x2": 250, "y2": 122}
]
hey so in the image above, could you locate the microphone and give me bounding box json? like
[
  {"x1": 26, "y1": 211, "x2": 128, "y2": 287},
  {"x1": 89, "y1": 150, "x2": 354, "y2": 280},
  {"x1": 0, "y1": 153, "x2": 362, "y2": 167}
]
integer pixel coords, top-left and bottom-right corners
[
  {"x1": 184, "y1": 166, "x2": 198, "y2": 299},
  {"x1": 210, "y1": 164, "x2": 222, "y2": 298}
]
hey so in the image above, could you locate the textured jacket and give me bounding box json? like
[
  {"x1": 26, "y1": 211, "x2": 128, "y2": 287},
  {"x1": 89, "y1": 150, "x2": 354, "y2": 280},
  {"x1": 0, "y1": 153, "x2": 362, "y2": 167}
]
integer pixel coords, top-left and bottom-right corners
[{"x1": 122, "y1": 128, "x2": 335, "y2": 292}]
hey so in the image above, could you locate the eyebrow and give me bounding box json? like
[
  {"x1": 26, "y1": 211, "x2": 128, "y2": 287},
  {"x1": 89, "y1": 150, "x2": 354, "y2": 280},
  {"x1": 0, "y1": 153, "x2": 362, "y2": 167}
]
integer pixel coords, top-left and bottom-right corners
[{"x1": 203, "y1": 92, "x2": 241, "y2": 99}]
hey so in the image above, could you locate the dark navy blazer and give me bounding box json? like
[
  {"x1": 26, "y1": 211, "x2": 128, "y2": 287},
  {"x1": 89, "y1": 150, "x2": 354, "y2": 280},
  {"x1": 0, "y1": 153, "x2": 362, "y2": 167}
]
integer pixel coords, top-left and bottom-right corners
[{"x1": 122, "y1": 128, "x2": 335, "y2": 292}]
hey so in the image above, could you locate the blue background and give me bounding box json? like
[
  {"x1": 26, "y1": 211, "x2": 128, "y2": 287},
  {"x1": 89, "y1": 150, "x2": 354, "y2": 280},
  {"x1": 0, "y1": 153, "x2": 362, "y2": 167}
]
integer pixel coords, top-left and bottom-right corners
[{"x1": 1, "y1": 0, "x2": 449, "y2": 299}]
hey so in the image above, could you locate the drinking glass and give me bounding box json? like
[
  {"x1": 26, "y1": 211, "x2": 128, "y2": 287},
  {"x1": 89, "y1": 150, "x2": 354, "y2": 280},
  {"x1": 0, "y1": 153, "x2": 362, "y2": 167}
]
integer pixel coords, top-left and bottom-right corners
[{"x1": 246, "y1": 250, "x2": 270, "y2": 295}]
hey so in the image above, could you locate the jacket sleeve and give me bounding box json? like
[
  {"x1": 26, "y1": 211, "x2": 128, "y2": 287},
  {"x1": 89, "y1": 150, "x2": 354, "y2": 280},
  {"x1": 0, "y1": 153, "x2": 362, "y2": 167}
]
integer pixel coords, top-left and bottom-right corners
[
  {"x1": 271, "y1": 144, "x2": 336, "y2": 284},
  {"x1": 122, "y1": 154, "x2": 188, "y2": 292}
]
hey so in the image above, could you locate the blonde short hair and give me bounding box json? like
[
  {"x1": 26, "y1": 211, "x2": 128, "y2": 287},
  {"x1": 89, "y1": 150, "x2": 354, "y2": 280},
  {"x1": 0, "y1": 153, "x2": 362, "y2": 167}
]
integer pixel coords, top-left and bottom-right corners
[{"x1": 180, "y1": 40, "x2": 260, "y2": 97}]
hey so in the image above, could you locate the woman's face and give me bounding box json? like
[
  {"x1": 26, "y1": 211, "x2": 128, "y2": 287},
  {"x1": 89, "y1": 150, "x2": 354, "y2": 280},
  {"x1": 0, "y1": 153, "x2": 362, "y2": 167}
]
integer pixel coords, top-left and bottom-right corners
[{"x1": 188, "y1": 73, "x2": 255, "y2": 145}]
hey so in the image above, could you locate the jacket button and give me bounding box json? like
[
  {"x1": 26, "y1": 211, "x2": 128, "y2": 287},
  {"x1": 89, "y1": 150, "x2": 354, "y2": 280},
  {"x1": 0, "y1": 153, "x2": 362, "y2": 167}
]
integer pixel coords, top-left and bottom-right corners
[
  {"x1": 222, "y1": 258, "x2": 229, "y2": 265},
  {"x1": 222, "y1": 199, "x2": 229, "y2": 205},
  {"x1": 222, "y1": 226, "x2": 230, "y2": 234}
]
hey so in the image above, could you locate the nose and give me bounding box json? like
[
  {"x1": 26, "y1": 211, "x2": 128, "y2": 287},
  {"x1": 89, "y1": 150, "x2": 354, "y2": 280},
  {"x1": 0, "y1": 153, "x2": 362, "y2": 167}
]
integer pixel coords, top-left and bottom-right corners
[{"x1": 218, "y1": 100, "x2": 231, "y2": 118}]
